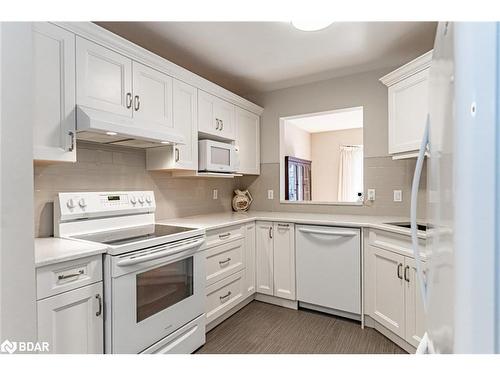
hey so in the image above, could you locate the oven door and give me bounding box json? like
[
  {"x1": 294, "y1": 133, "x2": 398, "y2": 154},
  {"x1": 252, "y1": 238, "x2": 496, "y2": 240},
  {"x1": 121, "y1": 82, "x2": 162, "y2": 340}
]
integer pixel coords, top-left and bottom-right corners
[{"x1": 110, "y1": 237, "x2": 205, "y2": 353}]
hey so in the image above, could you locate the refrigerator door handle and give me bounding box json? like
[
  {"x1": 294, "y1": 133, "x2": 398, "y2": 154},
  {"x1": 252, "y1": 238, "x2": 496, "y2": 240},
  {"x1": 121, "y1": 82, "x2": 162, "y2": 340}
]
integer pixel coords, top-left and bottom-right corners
[{"x1": 411, "y1": 115, "x2": 430, "y2": 313}]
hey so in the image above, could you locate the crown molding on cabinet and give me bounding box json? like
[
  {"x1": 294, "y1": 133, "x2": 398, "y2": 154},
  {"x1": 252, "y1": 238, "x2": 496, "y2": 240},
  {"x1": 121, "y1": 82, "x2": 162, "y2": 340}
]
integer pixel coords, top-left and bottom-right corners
[
  {"x1": 379, "y1": 50, "x2": 433, "y2": 87},
  {"x1": 53, "y1": 22, "x2": 264, "y2": 116}
]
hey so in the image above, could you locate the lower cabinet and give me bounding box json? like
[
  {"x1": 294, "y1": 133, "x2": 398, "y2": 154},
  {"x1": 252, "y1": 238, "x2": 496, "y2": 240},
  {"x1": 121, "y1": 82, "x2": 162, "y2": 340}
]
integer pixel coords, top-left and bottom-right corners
[
  {"x1": 256, "y1": 221, "x2": 296, "y2": 300},
  {"x1": 37, "y1": 282, "x2": 104, "y2": 354},
  {"x1": 366, "y1": 242, "x2": 426, "y2": 348},
  {"x1": 244, "y1": 222, "x2": 256, "y2": 296}
]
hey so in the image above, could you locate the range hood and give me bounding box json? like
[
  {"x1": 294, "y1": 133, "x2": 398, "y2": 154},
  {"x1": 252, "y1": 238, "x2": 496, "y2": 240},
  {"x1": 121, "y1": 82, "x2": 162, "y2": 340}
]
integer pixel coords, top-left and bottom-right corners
[{"x1": 76, "y1": 106, "x2": 185, "y2": 148}]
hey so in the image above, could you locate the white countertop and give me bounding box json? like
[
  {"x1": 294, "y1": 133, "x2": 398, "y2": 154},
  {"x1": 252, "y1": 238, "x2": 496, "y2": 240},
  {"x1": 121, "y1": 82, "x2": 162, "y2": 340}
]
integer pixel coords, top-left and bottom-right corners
[
  {"x1": 35, "y1": 237, "x2": 108, "y2": 268},
  {"x1": 158, "y1": 210, "x2": 427, "y2": 239}
]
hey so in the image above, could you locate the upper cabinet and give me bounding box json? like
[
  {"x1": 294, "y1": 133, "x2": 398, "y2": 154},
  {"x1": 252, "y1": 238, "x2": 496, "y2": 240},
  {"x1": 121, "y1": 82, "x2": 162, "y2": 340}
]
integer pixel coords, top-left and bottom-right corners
[
  {"x1": 380, "y1": 50, "x2": 432, "y2": 159},
  {"x1": 33, "y1": 23, "x2": 76, "y2": 162},
  {"x1": 76, "y1": 37, "x2": 133, "y2": 117},
  {"x1": 198, "y1": 90, "x2": 236, "y2": 141},
  {"x1": 235, "y1": 108, "x2": 260, "y2": 175}
]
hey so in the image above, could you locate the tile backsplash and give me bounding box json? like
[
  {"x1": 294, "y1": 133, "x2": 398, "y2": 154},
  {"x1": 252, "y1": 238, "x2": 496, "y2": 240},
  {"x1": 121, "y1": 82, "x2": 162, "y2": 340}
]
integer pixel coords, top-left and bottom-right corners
[{"x1": 34, "y1": 141, "x2": 239, "y2": 237}]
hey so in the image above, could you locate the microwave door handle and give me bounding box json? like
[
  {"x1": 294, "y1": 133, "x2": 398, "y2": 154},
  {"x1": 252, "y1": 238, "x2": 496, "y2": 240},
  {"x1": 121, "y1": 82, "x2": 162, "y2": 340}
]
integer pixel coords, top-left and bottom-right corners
[{"x1": 116, "y1": 238, "x2": 205, "y2": 267}]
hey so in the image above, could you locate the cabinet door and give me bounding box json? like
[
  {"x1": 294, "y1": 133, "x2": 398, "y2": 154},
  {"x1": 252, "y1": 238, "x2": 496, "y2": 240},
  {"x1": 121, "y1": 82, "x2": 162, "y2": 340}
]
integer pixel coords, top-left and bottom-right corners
[
  {"x1": 404, "y1": 257, "x2": 426, "y2": 347},
  {"x1": 388, "y1": 68, "x2": 429, "y2": 154},
  {"x1": 198, "y1": 90, "x2": 236, "y2": 140},
  {"x1": 172, "y1": 79, "x2": 197, "y2": 170},
  {"x1": 33, "y1": 23, "x2": 76, "y2": 162},
  {"x1": 132, "y1": 62, "x2": 173, "y2": 129},
  {"x1": 369, "y1": 246, "x2": 406, "y2": 337},
  {"x1": 255, "y1": 221, "x2": 274, "y2": 296},
  {"x1": 37, "y1": 282, "x2": 103, "y2": 354},
  {"x1": 273, "y1": 223, "x2": 295, "y2": 300},
  {"x1": 244, "y1": 222, "x2": 256, "y2": 296},
  {"x1": 235, "y1": 107, "x2": 260, "y2": 175},
  {"x1": 76, "y1": 37, "x2": 132, "y2": 117}
]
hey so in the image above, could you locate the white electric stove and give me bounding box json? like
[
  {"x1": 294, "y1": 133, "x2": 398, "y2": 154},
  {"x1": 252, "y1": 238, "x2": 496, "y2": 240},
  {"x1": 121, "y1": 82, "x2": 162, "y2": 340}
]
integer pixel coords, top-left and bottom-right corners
[{"x1": 54, "y1": 191, "x2": 207, "y2": 354}]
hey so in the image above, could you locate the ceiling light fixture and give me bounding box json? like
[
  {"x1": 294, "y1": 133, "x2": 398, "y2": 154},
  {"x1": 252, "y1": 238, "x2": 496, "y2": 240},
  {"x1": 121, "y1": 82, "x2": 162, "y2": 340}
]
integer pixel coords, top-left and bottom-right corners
[
  {"x1": 291, "y1": 20, "x2": 333, "y2": 32},
  {"x1": 106, "y1": 131, "x2": 118, "y2": 136}
]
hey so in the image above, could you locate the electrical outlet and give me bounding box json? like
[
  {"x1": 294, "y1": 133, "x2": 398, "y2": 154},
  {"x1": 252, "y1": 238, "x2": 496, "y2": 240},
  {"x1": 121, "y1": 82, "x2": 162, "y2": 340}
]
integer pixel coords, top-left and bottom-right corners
[
  {"x1": 212, "y1": 189, "x2": 218, "y2": 200},
  {"x1": 267, "y1": 190, "x2": 274, "y2": 200},
  {"x1": 367, "y1": 189, "x2": 376, "y2": 201},
  {"x1": 393, "y1": 190, "x2": 402, "y2": 202}
]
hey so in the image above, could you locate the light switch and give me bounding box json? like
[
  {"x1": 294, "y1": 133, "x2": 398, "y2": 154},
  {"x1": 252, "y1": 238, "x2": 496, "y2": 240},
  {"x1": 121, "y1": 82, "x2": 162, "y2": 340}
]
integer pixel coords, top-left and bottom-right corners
[
  {"x1": 393, "y1": 190, "x2": 402, "y2": 202},
  {"x1": 267, "y1": 190, "x2": 274, "y2": 200},
  {"x1": 212, "y1": 189, "x2": 218, "y2": 200},
  {"x1": 367, "y1": 189, "x2": 376, "y2": 201}
]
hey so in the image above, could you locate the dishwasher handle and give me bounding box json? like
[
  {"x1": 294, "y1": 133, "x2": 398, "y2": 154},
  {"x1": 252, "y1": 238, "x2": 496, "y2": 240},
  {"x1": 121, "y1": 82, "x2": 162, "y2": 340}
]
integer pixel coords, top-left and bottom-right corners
[{"x1": 298, "y1": 227, "x2": 358, "y2": 237}]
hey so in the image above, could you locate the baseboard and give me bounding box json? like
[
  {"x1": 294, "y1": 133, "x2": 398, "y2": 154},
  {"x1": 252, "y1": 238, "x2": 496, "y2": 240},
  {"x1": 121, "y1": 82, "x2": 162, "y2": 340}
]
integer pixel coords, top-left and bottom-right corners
[
  {"x1": 206, "y1": 294, "x2": 255, "y2": 332},
  {"x1": 364, "y1": 315, "x2": 416, "y2": 354},
  {"x1": 254, "y1": 293, "x2": 298, "y2": 310},
  {"x1": 298, "y1": 302, "x2": 361, "y2": 323}
]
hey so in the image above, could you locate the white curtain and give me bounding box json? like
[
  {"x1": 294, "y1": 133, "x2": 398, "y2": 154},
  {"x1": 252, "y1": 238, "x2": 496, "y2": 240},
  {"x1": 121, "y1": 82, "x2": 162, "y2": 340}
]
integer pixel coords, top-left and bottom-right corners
[{"x1": 337, "y1": 145, "x2": 363, "y2": 202}]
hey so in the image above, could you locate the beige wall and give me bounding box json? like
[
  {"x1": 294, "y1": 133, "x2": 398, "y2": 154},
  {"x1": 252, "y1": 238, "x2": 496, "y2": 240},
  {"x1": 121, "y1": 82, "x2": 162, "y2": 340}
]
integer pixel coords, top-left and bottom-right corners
[
  {"x1": 311, "y1": 128, "x2": 363, "y2": 202},
  {"x1": 34, "y1": 142, "x2": 239, "y2": 237},
  {"x1": 283, "y1": 122, "x2": 312, "y2": 161},
  {"x1": 241, "y1": 67, "x2": 427, "y2": 218}
]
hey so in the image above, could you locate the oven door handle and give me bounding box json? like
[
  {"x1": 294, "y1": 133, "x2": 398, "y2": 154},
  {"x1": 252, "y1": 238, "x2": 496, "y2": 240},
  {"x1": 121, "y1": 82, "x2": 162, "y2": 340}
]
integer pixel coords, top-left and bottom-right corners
[{"x1": 116, "y1": 238, "x2": 205, "y2": 267}]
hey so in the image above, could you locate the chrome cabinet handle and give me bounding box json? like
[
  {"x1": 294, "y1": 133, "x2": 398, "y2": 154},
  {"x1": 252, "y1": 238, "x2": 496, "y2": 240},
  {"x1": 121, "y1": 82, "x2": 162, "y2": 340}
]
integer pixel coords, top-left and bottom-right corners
[
  {"x1": 95, "y1": 294, "x2": 102, "y2": 317},
  {"x1": 215, "y1": 119, "x2": 220, "y2": 130},
  {"x1": 175, "y1": 147, "x2": 180, "y2": 162},
  {"x1": 134, "y1": 95, "x2": 140, "y2": 111},
  {"x1": 404, "y1": 266, "x2": 410, "y2": 282},
  {"x1": 219, "y1": 291, "x2": 232, "y2": 301},
  {"x1": 67, "y1": 131, "x2": 75, "y2": 152},
  {"x1": 397, "y1": 263, "x2": 403, "y2": 280},
  {"x1": 58, "y1": 269, "x2": 83, "y2": 280},
  {"x1": 126, "y1": 92, "x2": 133, "y2": 109},
  {"x1": 219, "y1": 257, "x2": 231, "y2": 265},
  {"x1": 277, "y1": 223, "x2": 290, "y2": 228},
  {"x1": 219, "y1": 233, "x2": 231, "y2": 239},
  {"x1": 220, "y1": 120, "x2": 224, "y2": 130},
  {"x1": 269, "y1": 227, "x2": 273, "y2": 239}
]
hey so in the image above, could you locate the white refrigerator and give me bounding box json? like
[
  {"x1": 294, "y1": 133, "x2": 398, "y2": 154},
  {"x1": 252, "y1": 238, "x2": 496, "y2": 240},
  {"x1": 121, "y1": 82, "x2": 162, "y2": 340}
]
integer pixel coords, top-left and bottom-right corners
[{"x1": 411, "y1": 22, "x2": 499, "y2": 353}]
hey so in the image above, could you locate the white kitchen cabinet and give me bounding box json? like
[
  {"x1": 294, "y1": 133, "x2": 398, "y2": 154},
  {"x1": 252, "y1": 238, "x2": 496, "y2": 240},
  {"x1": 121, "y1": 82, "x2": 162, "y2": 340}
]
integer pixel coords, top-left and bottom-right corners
[
  {"x1": 255, "y1": 221, "x2": 274, "y2": 296},
  {"x1": 37, "y1": 282, "x2": 103, "y2": 354},
  {"x1": 273, "y1": 223, "x2": 296, "y2": 300},
  {"x1": 132, "y1": 61, "x2": 173, "y2": 129},
  {"x1": 369, "y1": 245, "x2": 406, "y2": 337},
  {"x1": 404, "y1": 257, "x2": 426, "y2": 347},
  {"x1": 235, "y1": 107, "x2": 260, "y2": 175},
  {"x1": 33, "y1": 22, "x2": 76, "y2": 162},
  {"x1": 380, "y1": 50, "x2": 432, "y2": 158},
  {"x1": 244, "y1": 222, "x2": 256, "y2": 296},
  {"x1": 198, "y1": 90, "x2": 236, "y2": 140},
  {"x1": 146, "y1": 79, "x2": 198, "y2": 171},
  {"x1": 76, "y1": 36, "x2": 133, "y2": 117}
]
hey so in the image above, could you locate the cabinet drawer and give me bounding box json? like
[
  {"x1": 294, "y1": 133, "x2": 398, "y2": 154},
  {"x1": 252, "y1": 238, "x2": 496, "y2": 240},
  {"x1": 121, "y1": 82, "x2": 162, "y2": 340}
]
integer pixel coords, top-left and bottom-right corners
[
  {"x1": 36, "y1": 255, "x2": 102, "y2": 300},
  {"x1": 205, "y1": 239, "x2": 244, "y2": 286},
  {"x1": 205, "y1": 224, "x2": 244, "y2": 249},
  {"x1": 205, "y1": 270, "x2": 244, "y2": 324},
  {"x1": 368, "y1": 229, "x2": 426, "y2": 259}
]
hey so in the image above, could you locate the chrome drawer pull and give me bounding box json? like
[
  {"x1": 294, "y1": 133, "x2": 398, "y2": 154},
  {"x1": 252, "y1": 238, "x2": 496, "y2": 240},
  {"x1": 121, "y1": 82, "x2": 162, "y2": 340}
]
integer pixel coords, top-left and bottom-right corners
[
  {"x1": 397, "y1": 263, "x2": 403, "y2": 280},
  {"x1": 219, "y1": 257, "x2": 231, "y2": 265},
  {"x1": 58, "y1": 269, "x2": 84, "y2": 280},
  {"x1": 404, "y1": 265, "x2": 410, "y2": 282},
  {"x1": 95, "y1": 294, "x2": 102, "y2": 317},
  {"x1": 278, "y1": 223, "x2": 290, "y2": 228},
  {"x1": 219, "y1": 233, "x2": 231, "y2": 239},
  {"x1": 219, "y1": 291, "x2": 232, "y2": 300}
]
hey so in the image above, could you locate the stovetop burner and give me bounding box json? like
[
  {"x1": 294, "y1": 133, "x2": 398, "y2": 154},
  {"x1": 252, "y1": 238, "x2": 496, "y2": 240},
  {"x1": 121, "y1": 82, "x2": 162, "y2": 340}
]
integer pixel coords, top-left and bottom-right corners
[{"x1": 73, "y1": 224, "x2": 196, "y2": 246}]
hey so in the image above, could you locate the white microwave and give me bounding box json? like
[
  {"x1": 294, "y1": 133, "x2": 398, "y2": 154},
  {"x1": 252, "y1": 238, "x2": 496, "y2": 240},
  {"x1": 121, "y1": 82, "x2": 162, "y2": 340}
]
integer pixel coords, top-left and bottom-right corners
[{"x1": 198, "y1": 139, "x2": 239, "y2": 173}]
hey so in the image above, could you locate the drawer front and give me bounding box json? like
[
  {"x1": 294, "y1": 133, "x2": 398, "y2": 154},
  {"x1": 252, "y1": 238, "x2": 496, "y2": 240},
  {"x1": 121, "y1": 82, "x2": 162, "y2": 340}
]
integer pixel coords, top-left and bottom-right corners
[
  {"x1": 37, "y1": 255, "x2": 102, "y2": 300},
  {"x1": 205, "y1": 270, "x2": 244, "y2": 324},
  {"x1": 205, "y1": 239, "x2": 244, "y2": 286},
  {"x1": 205, "y1": 224, "x2": 244, "y2": 249},
  {"x1": 368, "y1": 229, "x2": 426, "y2": 259}
]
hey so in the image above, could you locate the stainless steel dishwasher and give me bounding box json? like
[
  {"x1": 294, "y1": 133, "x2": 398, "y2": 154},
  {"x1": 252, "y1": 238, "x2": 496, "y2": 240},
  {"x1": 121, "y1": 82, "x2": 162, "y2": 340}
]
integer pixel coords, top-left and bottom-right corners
[{"x1": 296, "y1": 225, "x2": 361, "y2": 319}]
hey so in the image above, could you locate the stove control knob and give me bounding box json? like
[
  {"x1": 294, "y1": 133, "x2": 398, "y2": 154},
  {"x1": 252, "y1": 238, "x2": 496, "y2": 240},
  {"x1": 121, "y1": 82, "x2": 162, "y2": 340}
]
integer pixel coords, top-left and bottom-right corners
[
  {"x1": 78, "y1": 198, "x2": 87, "y2": 208},
  {"x1": 66, "y1": 198, "x2": 76, "y2": 209},
  {"x1": 130, "y1": 196, "x2": 137, "y2": 204},
  {"x1": 146, "y1": 196, "x2": 152, "y2": 204},
  {"x1": 138, "y1": 196, "x2": 145, "y2": 204}
]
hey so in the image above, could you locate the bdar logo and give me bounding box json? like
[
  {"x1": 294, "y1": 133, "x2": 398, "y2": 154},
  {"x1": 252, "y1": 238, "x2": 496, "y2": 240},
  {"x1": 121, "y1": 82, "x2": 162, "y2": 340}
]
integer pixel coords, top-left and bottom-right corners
[{"x1": 0, "y1": 340, "x2": 17, "y2": 354}]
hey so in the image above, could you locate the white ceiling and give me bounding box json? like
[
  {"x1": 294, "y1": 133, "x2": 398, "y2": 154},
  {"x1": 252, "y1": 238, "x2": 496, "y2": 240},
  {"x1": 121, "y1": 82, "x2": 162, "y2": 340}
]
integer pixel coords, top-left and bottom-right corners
[
  {"x1": 97, "y1": 22, "x2": 436, "y2": 98},
  {"x1": 286, "y1": 107, "x2": 363, "y2": 133}
]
